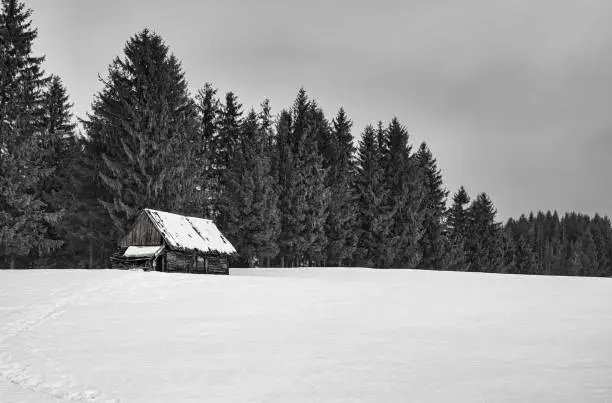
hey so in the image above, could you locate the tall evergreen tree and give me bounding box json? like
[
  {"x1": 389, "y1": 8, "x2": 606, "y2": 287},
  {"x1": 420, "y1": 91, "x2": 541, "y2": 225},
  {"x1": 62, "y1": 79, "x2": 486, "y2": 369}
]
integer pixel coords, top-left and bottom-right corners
[
  {"x1": 259, "y1": 98, "x2": 275, "y2": 154},
  {"x1": 300, "y1": 103, "x2": 330, "y2": 265},
  {"x1": 68, "y1": 135, "x2": 116, "y2": 268},
  {"x1": 218, "y1": 110, "x2": 280, "y2": 266},
  {"x1": 445, "y1": 186, "x2": 470, "y2": 270},
  {"x1": 324, "y1": 108, "x2": 357, "y2": 266},
  {"x1": 39, "y1": 75, "x2": 77, "y2": 199},
  {"x1": 215, "y1": 91, "x2": 243, "y2": 228},
  {"x1": 275, "y1": 109, "x2": 297, "y2": 267},
  {"x1": 415, "y1": 142, "x2": 448, "y2": 269},
  {"x1": 84, "y1": 29, "x2": 198, "y2": 234},
  {"x1": 378, "y1": 118, "x2": 424, "y2": 268},
  {"x1": 215, "y1": 91, "x2": 243, "y2": 170},
  {"x1": 447, "y1": 186, "x2": 470, "y2": 237},
  {"x1": 466, "y1": 192, "x2": 503, "y2": 272},
  {"x1": 290, "y1": 88, "x2": 309, "y2": 153},
  {"x1": 354, "y1": 124, "x2": 387, "y2": 267},
  {"x1": 38, "y1": 74, "x2": 81, "y2": 266},
  {"x1": 0, "y1": 0, "x2": 61, "y2": 269},
  {"x1": 189, "y1": 82, "x2": 220, "y2": 218},
  {"x1": 275, "y1": 90, "x2": 330, "y2": 266}
]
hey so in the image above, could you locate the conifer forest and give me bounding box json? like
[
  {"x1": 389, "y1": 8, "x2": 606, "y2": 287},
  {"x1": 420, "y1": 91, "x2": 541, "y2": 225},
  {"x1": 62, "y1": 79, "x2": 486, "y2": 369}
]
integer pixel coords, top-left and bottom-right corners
[{"x1": 2, "y1": 0, "x2": 612, "y2": 277}]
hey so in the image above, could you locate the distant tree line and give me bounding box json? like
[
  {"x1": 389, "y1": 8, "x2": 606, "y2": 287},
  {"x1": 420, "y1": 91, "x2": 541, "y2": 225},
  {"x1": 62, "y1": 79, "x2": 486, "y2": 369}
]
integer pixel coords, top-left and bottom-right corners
[{"x1": 2, "y1": 0, "x2": 612, "y2": 276}]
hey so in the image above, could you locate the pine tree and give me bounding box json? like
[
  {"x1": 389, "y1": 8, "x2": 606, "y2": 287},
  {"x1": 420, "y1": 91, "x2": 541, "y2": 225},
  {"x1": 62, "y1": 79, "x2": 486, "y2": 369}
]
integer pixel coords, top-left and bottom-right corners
[
  {"x1": 38, "y1": 74, "x2": 80, "y2": 266},
  {"x1": 445, "y1": 186, "x2": 470, "y2": 270},
  {"x1": 215, "y1": 91, "x2": 243, "y2": 170},
  {"x1": 259, "y1": 98, "x2": 275, "y2": 155},
  {"x1": 290, "y1": 88, "x2": 309, "y2": 153},
  {"x1": 465, "y1": 192, "x2": 503, "y2": 272},
  {"x1": 324, "y1": 108, "x2": 357, "y2": 266},
  {"x1": 513, "y1": 234, "x2": 537, "y2": 274},
  {"x1": 500, "y1": 227, "x2": 517, "y2": 274},
  {"x1": 0, "y1": 0, "x2": 62, "y2": 269},
  {"x1": 275, "y1": 109, "x2": 295, "y2": 267},
  {"x1": 215, "y1": 91, "x2": 243, "y2": 229},
  {"x1": 301, "y1": 103, "x2": 330, "y2": 265},
  {"x1": 84, "y1": 29, "x2": 198, "y2": 234},
  {"x1": 591, "y1": 214, "x2": 611, "y2": 276},
  {"x1": 189, "y1": 82, "x2": 220, "y2": 218},
  {"x1": 415, "y1": 142, "x2": 448, "y2": 269},
  {"x1": 67, "y1": 136, "x2": 117, "y2": 268},
  {"x1": 378, "y1": 118, "x2": 424, "y2": 268},
  {"x1": 255, "y1": 100, "x2": 281, "y2": 266},
  {"x1": 354, "y1": 125, "x2": 388, "y2": 267},
  {"x1": 218, "y1": 109, "x2": 281, "y2": 267},
  {"x1": 568, "y1": 240, "x2": 585, "y2": 276},
  {"x1": 447, "y1": 186, "x2": 470, "y2": 238},
  {"x1": 275, "y1": 90, "x2": 330, "y2": 266}
]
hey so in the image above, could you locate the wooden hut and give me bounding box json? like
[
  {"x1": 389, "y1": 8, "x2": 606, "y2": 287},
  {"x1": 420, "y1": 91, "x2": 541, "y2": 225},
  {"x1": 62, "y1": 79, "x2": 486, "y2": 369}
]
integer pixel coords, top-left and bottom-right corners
[{"x1": 111, "y1": 209, "x2": 236, "y2": 274}]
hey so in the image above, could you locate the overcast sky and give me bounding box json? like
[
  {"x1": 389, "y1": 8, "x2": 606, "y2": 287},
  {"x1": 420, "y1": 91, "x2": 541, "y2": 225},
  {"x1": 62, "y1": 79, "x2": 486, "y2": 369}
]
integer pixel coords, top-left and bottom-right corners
[{"x1": 29, "y1": 0, "x2": 612, "y2": 220}]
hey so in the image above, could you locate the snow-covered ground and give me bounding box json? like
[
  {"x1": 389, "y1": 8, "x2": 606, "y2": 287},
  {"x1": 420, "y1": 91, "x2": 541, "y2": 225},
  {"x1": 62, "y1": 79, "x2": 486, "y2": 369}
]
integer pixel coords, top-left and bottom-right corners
[{"x1": 0, "y1": 268, "x2": 611, "y2": 403}]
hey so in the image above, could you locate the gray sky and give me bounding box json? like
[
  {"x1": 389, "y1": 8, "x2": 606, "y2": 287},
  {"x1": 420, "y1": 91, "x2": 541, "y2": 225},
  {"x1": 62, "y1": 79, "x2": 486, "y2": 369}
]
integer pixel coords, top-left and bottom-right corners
[{"x1": 30, "y1": 0, "x2": 612, "y2": 220}]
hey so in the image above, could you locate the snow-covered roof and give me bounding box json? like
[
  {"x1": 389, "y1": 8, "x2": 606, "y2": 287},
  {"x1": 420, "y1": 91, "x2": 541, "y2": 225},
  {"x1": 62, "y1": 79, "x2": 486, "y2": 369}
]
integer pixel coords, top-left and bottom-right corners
[
  {"x1": 144, "y1": 209, "x2": 237, "y2": 255},
  {"x1": 123, "y1": 245, "x2": 165, "y2": 259}
]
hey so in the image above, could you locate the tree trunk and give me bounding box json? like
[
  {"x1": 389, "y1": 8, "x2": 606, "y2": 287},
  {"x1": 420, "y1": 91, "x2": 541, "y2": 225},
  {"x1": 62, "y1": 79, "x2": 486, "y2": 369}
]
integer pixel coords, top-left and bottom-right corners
[
  {"x1": 9, "y1": 256, "x2": 16, "y2": 270},
  {"x1": 89, "y1": 241, "x2": 94, "y2": 269}
]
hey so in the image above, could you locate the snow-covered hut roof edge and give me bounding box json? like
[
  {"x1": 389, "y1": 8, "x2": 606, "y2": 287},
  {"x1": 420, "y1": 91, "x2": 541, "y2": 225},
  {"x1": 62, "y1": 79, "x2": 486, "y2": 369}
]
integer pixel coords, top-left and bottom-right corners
[
  {"x1": 123, "y1": 245, "x2": 165, "y2": 259},
  {"x1": 143, "y1": 208, "x2": 237, "y2": 255}
]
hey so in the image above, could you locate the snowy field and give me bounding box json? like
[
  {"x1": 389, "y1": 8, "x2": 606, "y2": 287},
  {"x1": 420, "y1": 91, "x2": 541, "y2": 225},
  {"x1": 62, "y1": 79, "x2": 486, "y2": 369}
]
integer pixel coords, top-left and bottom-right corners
[{"x1": 0, "y1": 268, "x2": 611, "y2": 403}]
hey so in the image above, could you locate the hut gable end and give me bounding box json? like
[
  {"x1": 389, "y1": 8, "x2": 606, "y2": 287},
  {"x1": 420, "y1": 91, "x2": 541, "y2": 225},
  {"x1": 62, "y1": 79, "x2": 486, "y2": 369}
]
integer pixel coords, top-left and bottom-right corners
[{"x1": 119, "y1": 213, "x2": 163, "y2": 247}]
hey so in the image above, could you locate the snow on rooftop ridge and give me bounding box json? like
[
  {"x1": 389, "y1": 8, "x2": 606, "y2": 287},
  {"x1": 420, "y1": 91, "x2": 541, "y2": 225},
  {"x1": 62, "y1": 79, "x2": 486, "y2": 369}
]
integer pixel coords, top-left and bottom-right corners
[{"x1": 144, "y1": 208, "x2": 236, "y2": 255}]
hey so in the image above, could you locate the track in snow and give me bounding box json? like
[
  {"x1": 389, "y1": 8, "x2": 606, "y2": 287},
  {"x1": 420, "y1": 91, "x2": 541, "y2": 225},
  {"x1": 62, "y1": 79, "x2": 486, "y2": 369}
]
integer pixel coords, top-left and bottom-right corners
[{"x1": 0, "y1": 272, "x2": 133, "y2": 402}]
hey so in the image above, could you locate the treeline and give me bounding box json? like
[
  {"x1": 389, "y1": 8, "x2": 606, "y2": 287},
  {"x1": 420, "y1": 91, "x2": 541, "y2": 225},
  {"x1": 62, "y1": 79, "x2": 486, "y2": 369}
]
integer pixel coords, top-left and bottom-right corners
[{"x1": 2, "y1": 0, "x2": 612, "y2": 276}]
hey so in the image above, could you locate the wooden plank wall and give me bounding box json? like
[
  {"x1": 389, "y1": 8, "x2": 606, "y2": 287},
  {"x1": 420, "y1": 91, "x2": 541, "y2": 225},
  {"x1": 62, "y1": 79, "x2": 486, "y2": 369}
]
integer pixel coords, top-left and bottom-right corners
[
  {"x1": 165, "y1": 251, "x2": 229, "y2": 274},
  {"x1": 166, "y1": 251, "x2": 193, "y2": 272},
  {"x1": 206, "y1": 256, "x2": 229, "y2": 275},
  {"x1": 120, "y1": 213, "x2": 163, "y2": 247}
]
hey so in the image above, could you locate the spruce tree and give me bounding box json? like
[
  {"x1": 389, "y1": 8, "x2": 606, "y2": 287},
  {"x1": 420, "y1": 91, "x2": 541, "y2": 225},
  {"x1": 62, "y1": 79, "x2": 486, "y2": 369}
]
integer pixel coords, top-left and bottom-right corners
[
  {"x1": 0, "y1": 0, "x2": 61, "y2": 269},
  {"x1": 465, "y1": 192, "x2": 503, "y2": 272},
  {"x1": 215, "y1": 91, "x2": 243, "y2": 170},
  {"x1": 354, "y1": 125, "x2": 387, "y2": 267},
  {"x1": 218, "y1": 110, "x2": 280, "y2": 266},
  {"x1": 84, "y1": 29, "x2": 198, "y2": 234},
  {"x1": 259, "y1": 98, "x2": 275, "y2": 155},
  {"x1": 255, "y1": 100, "x2": 281, "y2": 266},
  {"x1": 39, "y1": 75, "x2": 80, "y2": 266},
  {"x1": 189, "y1": 82, "x2": 219, "y2": 218},
  {"x1": 215, "y1": 91, "x2": 243, "y2": 229},
  {"x1": 276, "y1": 90, "x2": 329, "y2": 266},
  {"x1": 499, "y1": 227, "x2": 517, "y2": 274},
  {"x1": 415, "y1": 142, "x2": 448, "y2": 269},
  {"x1": 514, "y1": 234, "x2": 537, "y2": 274},
  {"x1": 445, "y1": 186, "x2": 470, "y2": 270},
  {"x1": 378, "y1": 118, "x2": 424, "y2": 268},
  {"x1": 300, "y1": 103, "x2": 330, "y2": 265},
  {"x1": 324, "y1": 108, "x2": 357, "y2": 266},
  {"x1": 276, "y1": 109, "x2": 298, "y2": 266},
  {"x1": 447, "y1": 186, "x2": 470, "y2": 238},
  {"x1": 290, "y1": 88, "x2": 309, "y2": 152},
  {"x1": 68, "y1": 136, "x2": 117, "y2": 268}
]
